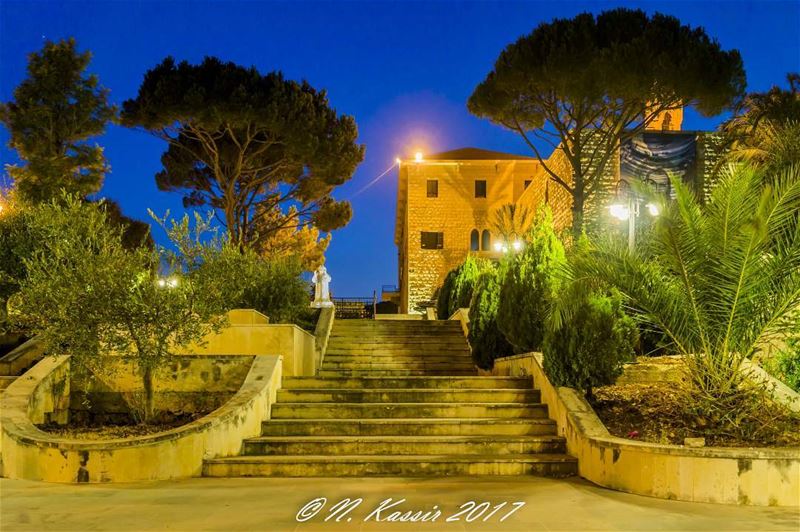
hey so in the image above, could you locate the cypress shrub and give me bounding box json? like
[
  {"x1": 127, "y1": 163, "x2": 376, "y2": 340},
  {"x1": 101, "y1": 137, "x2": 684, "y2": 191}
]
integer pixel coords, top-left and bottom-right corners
[
  {"x1": 542, "y1": 289, "x2": 638, "y2": 400},
  {"x1": 436, "y1": 268, "x2": 458, "y2": 319},
  {"x1": 449, "y1": 255, "x2": 490, "y2": 316},
  {"x1": 468, "y1": 267, "x2": 514, "y2": 369},
  {"x1": 436, "y1": 256, "x2": 492, "y2": 319},
  {"x1": 497, "y1": 208, "x2": 565, "y2": 352}
]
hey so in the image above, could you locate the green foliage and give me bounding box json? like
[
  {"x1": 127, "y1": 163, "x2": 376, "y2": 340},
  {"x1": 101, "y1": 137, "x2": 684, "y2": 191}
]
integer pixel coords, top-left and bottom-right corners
[
  {"x1": 468, "y1": 8, "x2": 745, "y2": 236},
  {"x1": 450, "y1": 256, "x2": 492, "y2": 316},
  {"x1": 497, "y1": 208, "x2": 566, "y2": 352},
  {"x1": 121, "y1": 56, "x2": 365, "y2": 252},
  {"x1": 0, "y1": 195, "x2": 32, "y2": 322},
  {"x1": 153, "y1": 212, "x2": 309, "y2": 325},
  {"x1": 10, "y1": 198, "x2": 229, "y2": 423},
  {"x1": 543, "y1": 289, "x2": 638, "y2": 398},
  {"x1": 436, "y1": 268, "x2": 458, "y2": 320},
  {"x1": 468, "y1": 266, "x2": 514, "y2": 369},
  {"x1": 566, "y1": 163, "x2": 800, "y2": 437},
  {"x1": 437, "y1": 256, "x2": 493, "y2": 319},
  {"x1": 0, "y1": 38, "x2": 116, "y2": 203},
  {"x1": 769, "y1": 338, "x2": 800, "y2": 393}
]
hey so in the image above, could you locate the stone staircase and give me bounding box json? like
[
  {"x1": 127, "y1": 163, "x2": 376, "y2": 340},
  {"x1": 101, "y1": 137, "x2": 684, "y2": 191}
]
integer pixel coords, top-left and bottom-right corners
[
  {"x1": 0, "y1": 336, "x2": 44, "y2": 392},
  {"x1": 203, "y1": 319, "x2": 577, "y2": 477}
]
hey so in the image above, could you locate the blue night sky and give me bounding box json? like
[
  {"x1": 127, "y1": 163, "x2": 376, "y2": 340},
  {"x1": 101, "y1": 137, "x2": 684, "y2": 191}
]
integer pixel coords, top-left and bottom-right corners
[{"x1": 2, "y1": 1, "x2": 799, "y2": 295}]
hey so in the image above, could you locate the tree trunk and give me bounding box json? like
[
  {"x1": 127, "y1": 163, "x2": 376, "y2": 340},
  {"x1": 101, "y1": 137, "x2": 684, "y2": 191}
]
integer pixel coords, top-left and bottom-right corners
[
  {"x1": 571, "y1": 184, "x2": 585, "y2": 240},
  {"x1": 142, "y1": 367, "x2": 155, "y2": 424}
]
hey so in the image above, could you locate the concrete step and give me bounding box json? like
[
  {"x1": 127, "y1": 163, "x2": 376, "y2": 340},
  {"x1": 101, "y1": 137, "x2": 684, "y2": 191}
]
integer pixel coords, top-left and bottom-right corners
[
  {"x1": 320, "y1": 362, "x2": 475, "y2": 371},
  {"x1": 327, "y1": 337, "x2": 466, "y2": 344},
  {"x1": 325, "y1": 345, "x2": 470, "y2": 357},
  {"x1": 203, "y1": 454, "x2": 578, "y2": 477},
  {"x1": 241, "y1": 435, "x2": 566, "y2": 456},
  {"x1": 276, "y1": 388, "x2": 540, "y2": 403},
  {"x1": 317, "y1": 369, "x2": 477, "y2": 377},
  {"x1": 261, "y1": 418, "x2": 558, "y2": 436},
  {"x1": 0, "y1": 337, "x2": 44, "y2": 377},
  {"x1": 333, "y1": 319, "x2": 459, "y2": 326},
  {"x1": 270, "y1": 402, "x2": 548, "y2": 419},
  {"x1": 282, "y1": 376, "x2": 532, "y2": 390},
  {"x1": 0, "y1": 376, "x2": 16, "y2": 390},
  {"x1": 322, "y1": 354, "x2": 471, "y2": 362}
]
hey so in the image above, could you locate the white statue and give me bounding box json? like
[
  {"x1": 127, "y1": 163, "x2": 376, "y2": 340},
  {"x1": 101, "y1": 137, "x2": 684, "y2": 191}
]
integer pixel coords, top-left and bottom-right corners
[{"x1": 311, "y1": 264, "x2": 333, "y2": 308}]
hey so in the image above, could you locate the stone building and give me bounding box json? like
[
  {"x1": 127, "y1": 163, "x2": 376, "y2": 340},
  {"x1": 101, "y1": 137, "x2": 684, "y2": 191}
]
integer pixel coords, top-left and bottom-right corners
[{"x1": 394, "y1": 109, "x2": 725, "y2": 313}]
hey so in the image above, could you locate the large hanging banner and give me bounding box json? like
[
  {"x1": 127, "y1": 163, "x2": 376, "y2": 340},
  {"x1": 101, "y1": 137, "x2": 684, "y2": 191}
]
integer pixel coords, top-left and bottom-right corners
[{"x1": 620, "y1": 133, "x2": 698, "y2": 197}]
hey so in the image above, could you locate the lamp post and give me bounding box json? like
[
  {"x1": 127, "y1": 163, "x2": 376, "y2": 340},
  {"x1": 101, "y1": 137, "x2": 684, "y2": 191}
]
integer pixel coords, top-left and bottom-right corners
[{"x1": 609, "y1": 180, "x2": 660, "y2": 251}]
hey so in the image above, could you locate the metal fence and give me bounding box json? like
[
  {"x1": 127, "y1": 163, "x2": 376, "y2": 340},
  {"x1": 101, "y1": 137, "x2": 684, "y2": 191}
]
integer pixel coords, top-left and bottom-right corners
[{"x1": 332, "y1": 292, "x2": 377, "y2": 319}]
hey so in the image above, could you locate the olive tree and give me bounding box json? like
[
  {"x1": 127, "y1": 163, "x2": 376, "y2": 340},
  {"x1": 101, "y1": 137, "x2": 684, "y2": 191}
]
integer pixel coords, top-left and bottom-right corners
[{"x1": 11, "y1": 198, "x2": 230, "y2": 422}]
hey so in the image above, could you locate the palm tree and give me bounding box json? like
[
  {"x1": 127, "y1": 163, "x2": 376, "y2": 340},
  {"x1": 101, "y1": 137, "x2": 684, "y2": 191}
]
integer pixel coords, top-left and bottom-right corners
[
  {"x1": 567, "y1": 163, "x2": 800, "y2": 435},
  {"x1": 491, "y1": 204, "x2": 534, "y2": 244},
  {"x1": 722, "y1": 73, "x2": 800, "y2": 172}
]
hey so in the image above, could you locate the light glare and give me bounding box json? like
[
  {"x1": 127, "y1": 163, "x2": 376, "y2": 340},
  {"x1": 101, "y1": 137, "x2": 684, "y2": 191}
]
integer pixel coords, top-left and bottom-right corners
[
  {"x1": 609, "y1": 203, "x2": 630, "y2": 221},
  {"x1": 414, "y1": 151, "x2": 423, "y2": 162},
  {"x1": 646, "y1": 203, "x2": 660, "y2": 216}
]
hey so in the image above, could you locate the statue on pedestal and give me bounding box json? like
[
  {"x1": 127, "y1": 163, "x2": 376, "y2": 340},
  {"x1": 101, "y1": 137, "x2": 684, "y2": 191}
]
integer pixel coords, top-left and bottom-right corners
[{"x1": 311, "y1": 264, "x2": 333, "y2": 308}]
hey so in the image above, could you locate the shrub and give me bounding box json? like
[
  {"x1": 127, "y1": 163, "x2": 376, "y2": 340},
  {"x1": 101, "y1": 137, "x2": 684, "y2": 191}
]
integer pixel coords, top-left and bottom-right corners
[
  {"x1": 436, "y1": 256, "x2": 492, "y2": 319},
  {"x1": 497, "y1": 207, "x2": 565, "y2": 352},
  {"x1": 568, "y1": 164, "x2": 800, "y2": 438},
  {"x1": 767, "y1": 327, "x2": 800, "y2": 392},
  {"x1": 436, "y1": 268, "x2": 458, "y2": 319},
  {"x1": 12, "y1": 198, "x2": 228, "y2": 423},
  {"x1": 543, "y1": 288, "x2": 638, "y2": 400},
  {"x1": 468, "y1": 266, "x2": 514, "y2": 369}
]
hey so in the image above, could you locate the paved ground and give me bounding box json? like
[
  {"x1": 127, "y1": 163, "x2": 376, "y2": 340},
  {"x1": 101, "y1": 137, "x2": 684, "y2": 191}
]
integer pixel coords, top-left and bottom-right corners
[{"x1": 1, "y1": 476, "x2": 798, "y2": 531}]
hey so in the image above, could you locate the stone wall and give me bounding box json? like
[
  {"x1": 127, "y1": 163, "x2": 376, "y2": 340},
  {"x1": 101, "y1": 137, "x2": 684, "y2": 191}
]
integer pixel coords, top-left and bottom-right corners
[
  {"x1": 491, "y1": 352, "x2": 800, "y2": 506},
  {"x1": 0, "y1": 354, "x2": 283, "y2": 483},
  {"x1": 183, "y1": 310, "x2": 320, "y2": 377},
  {"x1": 69, "y1": 356, "x2": 254, "y2": 419}
]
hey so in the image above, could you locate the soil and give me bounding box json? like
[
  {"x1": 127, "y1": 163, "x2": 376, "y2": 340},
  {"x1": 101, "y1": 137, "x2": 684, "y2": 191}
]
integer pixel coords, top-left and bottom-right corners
[
  {"x1": 592, "y1": 383, "x2": 800, "y2": 448},
  {"x1": 37, "y1": 411, "x2": 208, "y2": 439}
]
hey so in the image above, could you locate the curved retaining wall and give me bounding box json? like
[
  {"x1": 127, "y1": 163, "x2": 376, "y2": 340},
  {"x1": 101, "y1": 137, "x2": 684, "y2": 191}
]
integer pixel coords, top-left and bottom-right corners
[
  {"x1": 0, "y1": 354, "x2": 282, "y2": 483},
  {"x1": 492, "y1": 353, "x2": 800, "y2": 507}
]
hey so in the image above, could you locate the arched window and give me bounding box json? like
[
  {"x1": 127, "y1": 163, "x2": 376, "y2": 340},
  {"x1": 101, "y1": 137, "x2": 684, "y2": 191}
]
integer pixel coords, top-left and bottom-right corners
[
  {"x1": 481, "y1": 230, "x2": 491, "y2": 251},
  {"x1": 470, "y1": 229, "x2": 480, "y2": 251}
]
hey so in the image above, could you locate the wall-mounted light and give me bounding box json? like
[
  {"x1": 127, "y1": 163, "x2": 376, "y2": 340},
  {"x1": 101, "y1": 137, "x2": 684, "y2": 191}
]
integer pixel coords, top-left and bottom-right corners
[{"x1": 414, "y1": 151, "x2": 424, "y2": 163}]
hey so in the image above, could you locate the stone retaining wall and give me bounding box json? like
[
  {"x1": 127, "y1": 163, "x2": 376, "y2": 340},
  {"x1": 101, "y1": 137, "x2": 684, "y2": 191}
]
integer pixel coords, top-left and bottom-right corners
[
  {"x1": 491, "y1": 352, "x2": 800, "y2": 507},
  {"x1": 0, "y1": 354, "x2": 283, "y2": 483}
]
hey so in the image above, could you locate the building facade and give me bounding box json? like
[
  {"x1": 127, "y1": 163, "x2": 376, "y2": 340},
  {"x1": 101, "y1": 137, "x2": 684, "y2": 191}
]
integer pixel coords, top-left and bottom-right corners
[{"x1": 394, "y1": 110, "x2": 725, "y2": 313}]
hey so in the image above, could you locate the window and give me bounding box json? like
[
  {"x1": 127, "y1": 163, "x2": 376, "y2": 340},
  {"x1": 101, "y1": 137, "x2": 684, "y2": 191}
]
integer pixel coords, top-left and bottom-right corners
[
  {"x1": 481, "y1": 230, "x2": 491, "y2": 251},
  {"x1": 475, "y1": 180, "x2": 487, "y2": 198},
  {"x1": 426, "y1": 179, "x2": 438, "y2": 198},
  {"x1": 421, "y1": 231, "x2": 444, "y2": 250},
  {"x1": 524, "y1": 180, "x2": 532, "y2": 190},
  {"x1": 470, "y1": 229, "x2": 480, "y2": 251}
]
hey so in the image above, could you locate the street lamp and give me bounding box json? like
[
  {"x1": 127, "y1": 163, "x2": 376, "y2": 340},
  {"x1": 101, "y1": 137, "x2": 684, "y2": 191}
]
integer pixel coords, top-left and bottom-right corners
[{"x1": 609, "y1": 180, "x2": 660, "y2": 251}]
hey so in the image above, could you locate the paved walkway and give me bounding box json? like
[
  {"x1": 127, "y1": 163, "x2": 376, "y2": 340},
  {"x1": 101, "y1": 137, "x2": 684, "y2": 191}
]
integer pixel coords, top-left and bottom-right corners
[{"x1": 1, "y1": 476, "x2": 798, "y2": 531}]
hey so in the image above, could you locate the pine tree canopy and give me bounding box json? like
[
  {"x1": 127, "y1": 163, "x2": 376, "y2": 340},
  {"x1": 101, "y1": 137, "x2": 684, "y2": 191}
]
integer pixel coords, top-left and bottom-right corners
[
  {"x1": 468, "y1": 8, "x2": 745, "y2": 236},
  {"x1": 121, "y1": 56, "x2": 365, "y2": 251}
]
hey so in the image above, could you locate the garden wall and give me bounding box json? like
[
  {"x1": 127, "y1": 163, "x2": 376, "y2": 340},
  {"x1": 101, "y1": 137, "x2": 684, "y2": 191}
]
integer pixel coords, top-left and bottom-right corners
[
  {"x1": 69, "y1": 356, "x2": 254, "y2": 419},
  {"x1": 491, "y1": 352, "x2": 800, "y2": 507},
  {"x1": 185, "y1": 309, "x2": 320, "y2": 377},
  {"x1": 0, "y1": 354, "x2": 283, "y2": 483}
]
